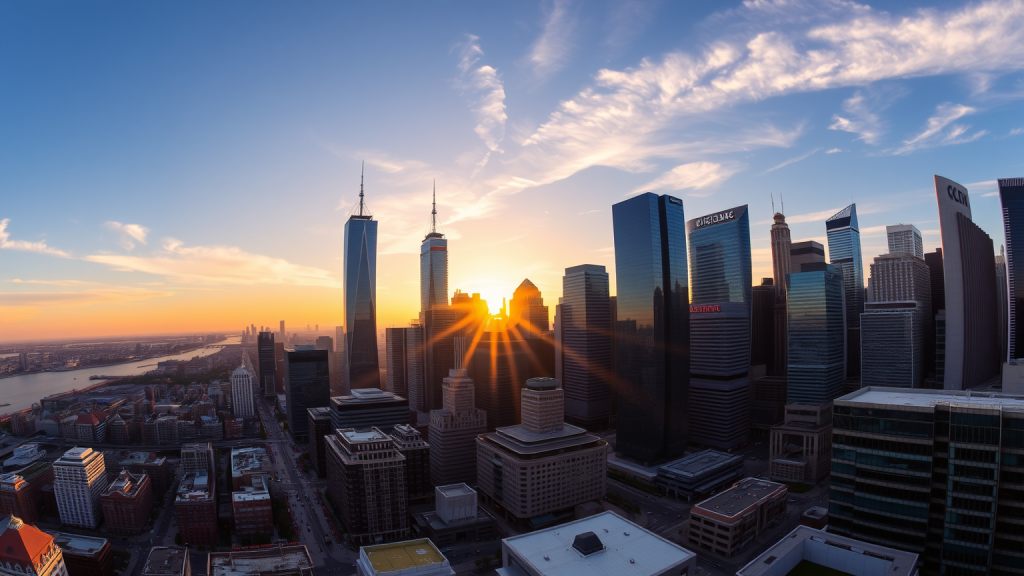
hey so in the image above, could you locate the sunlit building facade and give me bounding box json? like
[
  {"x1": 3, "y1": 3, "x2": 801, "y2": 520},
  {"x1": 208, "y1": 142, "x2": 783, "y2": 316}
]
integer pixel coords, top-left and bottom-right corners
[
  {"x1": 826, "y1": 204, "x2": 864, "y2": 379},
  {"x1": 344, "y1": 173, "x2": 381, "y2": 391},
  {"x1": 787, "y1": 264, "x2": 845, "y2": 405},
  {"x1": 559, "y1": 264, "x2": 612, "y2": 428}
]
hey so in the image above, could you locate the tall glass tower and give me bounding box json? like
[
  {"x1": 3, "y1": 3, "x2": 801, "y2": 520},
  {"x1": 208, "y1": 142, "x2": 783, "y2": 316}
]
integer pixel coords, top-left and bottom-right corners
[
  {"x1": 999, "y1": 178, "x2": 1024, "y2": 363},
  {"x1": 787, "y1": 263, "x2": 846, "y2": 404},
  {"x1": 686, "y1": 205, "x2": 752, "y2": 449},
  {"x1": 826, "y1": 204, "x2": 864, "y2": 379},
  {"x1": 343, "y1": 168, "x2": 381, "y2": 391},
  {"x1": 421, "y1": 182, "x2": 448, "y2": 311},
  {"x1": 560, "y1": 264, "x2": 612, "y2": 429},
  {"x1": 611, "y1": 193, "x2": 689, "y2": 464}
]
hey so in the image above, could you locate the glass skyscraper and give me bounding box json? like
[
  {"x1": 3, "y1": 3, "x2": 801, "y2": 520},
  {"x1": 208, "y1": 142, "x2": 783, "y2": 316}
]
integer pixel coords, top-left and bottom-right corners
[
  {"x1": 826, "y1": 204, "x2": 864, "y2": 379},
  {"x1": 999, "y1": 177, "x2": 1024, "y2": 363},
  {"x1": 787, "y1": 263, "x2": 845, "y2": 404},
  {"x1": 611, "y1": 193, "x2": 689, "y2": 464},
  {"x1": 686, "y1": 205, "x2": 751, "y2": 449},
  {"x1": 284, "y1": 347, "x2": 331, "y2": 442},
  {"x1": 343, "y1": 174, "x2": 381, "y2": 391},
  {"x1": 421, "y1": 185, "x2": 448, "y2": 311},
  {"x1": 257, "y1": 331, "x2": 276, "y2": 398},
  {"x1": 560, "y1": 264, "x2": 612, "y2": 429}
]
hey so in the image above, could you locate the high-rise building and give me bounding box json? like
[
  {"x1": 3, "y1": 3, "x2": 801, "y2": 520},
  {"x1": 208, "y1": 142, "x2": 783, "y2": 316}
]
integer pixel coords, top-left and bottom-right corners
[
  {"x1": 181, "y1": 442, "x2": 215, "y2": 479},
  {"x1": 558, "y1": 264, "x2": 612, "y2": 428},
  {"x1": 509, "y1": 279, "x2": 549, "y2": 338},
  {"x1": 344, "y1": 168, "x2": 381, "y2": 391},
  {"x1": 611, "y1": 192, "x2": 689, "y2": 464},
  {"x1": 771, "y1": 212, "x2": 792, "y2": 292},
  {"x1": 831, "y1": 387, "x2": 1024, "y2": 575},
  {"x1": 886, "y1": 223, "x2": 924, "y2": 258},
  {"x1": 428, "y1": 369, "x2": 487, "y2": 486},
  {"x1": 997, "y1": 247, "x2": 1009, "y2": 362},
  {"x1": 53, "y1": 447, "x2": 106, "y2": 529},
  {"x1": 257, "y1": 332, "x2": 276, "y2": 399},
  {"x1": 686, "y1": 205, "x2": 752, "y2": 450},
  {"x1": 390, "y1": 424, "x2": 431, "y2": 505},
  {"x1": 421, "y1": 184, "x2": 448, "y2": 312},
  {"x1": 751, "y1": 278, "x2": 777, "y2": 373},
  {"x1": 999, "y1": 178, "x2": 1024, "y2": 363},
  {"x1": 333, "y1": 326, "x2": 347, "y2": 396},
  {"x1": 274, "y1": 342, "x2": 286, "y2": 395},
  {"x1": 307, "y1": 407, "x2": 332, "y2": 479},
  {"x1": 230, "y1": 357, "x2": 256, "y2": 418},
  {"x1": 467, "y1": 328, "x2": 531, "y2": 430},
  {"x1": 100, "y1": 470, "x2": 153, "y2": 535},
  {"x1": 476, "y1": 378, "x2": 607, "y2": 527},
  {"x1": 419, "y1": 306, "x2": 467, "y2": 413},
  {"x1": 329, "y1": 388, "x2": 409, "y2": 432},
  {"x1": 826, "y1": 204, "x2": 864, "y2": 379},
  {"x1": 279, "y1": 321, "x2": 286, "y2": 344},
  {"x1": 934, "y1": 175, "x2": 1000, "y2": 389},
  {"x1": 0, "y1": 516, "x2": 68, "y2": 576},
  {"x1": 284, "y1": 347, "x2": 331, "y2": 442},
  {"x1": 861, "y1": 252, "x2": 932, "y2": 388},
  {"x1": 385, "y1": 326, "x2": 423, "y2": 399},
  {"x1": 787, "y1": 263, "x2": 845, "y2": 405},
  {"x1": 789, "y1": 240, "x2": 825, "y2": 272}
]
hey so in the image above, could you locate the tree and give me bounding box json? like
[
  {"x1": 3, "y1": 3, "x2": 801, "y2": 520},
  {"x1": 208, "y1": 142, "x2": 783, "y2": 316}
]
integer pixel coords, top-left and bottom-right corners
[{"x1": 475, "y1": 556, "x2": 492, "y2": 568}]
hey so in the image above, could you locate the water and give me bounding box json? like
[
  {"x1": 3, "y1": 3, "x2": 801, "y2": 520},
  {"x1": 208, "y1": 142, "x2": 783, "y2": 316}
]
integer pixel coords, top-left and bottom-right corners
[{"x1": 0, "y1": 336, "x2": 241, "y2": 413}]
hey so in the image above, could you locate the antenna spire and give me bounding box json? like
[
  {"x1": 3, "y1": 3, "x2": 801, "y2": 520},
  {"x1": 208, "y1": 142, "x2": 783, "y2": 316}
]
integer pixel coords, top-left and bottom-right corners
[
  {"x1": 771, "y1": 193, "x2": 776, "y2": 215},
  {"x1": 358, "y1": 161, "x2": 365, "y2": 217},
  {"x1": 781, "y1": 194, "x2": 784, "y2": 215},
  {"x1": 431, "y1": 179, "x2": 437, "y2": 234}
]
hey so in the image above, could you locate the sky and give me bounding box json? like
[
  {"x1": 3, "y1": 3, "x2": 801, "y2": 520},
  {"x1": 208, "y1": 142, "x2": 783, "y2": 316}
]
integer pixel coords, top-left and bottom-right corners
[{"x1": 2, "y1": 0, "x2": 1023, "y2": 342}]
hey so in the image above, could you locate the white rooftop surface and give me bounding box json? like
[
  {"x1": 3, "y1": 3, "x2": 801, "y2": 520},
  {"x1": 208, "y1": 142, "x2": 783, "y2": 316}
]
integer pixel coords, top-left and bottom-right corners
[
  {"x1": 737, "y1": 525, "x2": 919, "y2": 576},
  {"x1": 436, "y1": 484, "x2": 475, "y2": 497},
  {"x1": 209, "y1": 548, "x2": 313, "y2": 576},
  {"x1": 501, "y1": 511, "x2": 695, "y2": 576},
  {"x1": 496, "y1": 422, "x2": 586, "y2": 444},
  {"x1": 343, "y1": 429, "x2": 389, "y2": 442},
  {"x1": 843, "y1": 387, "x2": 1024, "y2": 409}
]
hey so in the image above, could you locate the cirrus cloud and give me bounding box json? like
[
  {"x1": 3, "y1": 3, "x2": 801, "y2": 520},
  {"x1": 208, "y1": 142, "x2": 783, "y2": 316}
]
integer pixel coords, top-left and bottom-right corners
[
  {"x1": 631, "y1": 162, "x2": 743, "y2": 196},
  {"x1": 0, "y1": 218, "x2": 70, "y2": 258},
  {"x1": 104, "y1": 221, "x2": 149, "y2": 250}
]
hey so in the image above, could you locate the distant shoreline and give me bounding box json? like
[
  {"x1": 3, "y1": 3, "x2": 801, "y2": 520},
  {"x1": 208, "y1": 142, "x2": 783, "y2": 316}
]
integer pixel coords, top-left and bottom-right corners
[{"x1": 0, "y1": 346, "x2": 211, "y2": 381}]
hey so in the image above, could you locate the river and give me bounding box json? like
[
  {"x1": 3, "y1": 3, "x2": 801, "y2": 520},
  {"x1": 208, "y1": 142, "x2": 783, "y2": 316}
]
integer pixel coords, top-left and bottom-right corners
[{"x1": 0, "y1": 335, "x2": 241, "y2": 413}]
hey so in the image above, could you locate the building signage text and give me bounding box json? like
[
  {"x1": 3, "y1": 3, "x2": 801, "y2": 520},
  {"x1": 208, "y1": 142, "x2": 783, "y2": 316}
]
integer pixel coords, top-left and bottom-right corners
[
  {"x1": 694, "y1": 210, "x2": 735, "y2": 228},
  {"x1": 690, "y1": 305, "x2": 722, "y2": 313}
]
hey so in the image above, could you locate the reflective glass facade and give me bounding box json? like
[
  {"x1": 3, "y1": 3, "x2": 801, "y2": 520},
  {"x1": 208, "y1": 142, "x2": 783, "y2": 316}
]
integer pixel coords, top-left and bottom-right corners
[
  {"x1": 827, "y1": 204, "x2": 864, "y2": 379},
  {"x1": 787, "y1": 265, "x2": 845, "y2": 404},
  {"x1": 999, "y1": 178, "x2": 1024, "y2": 362},
  {"x1": 344, "y1": 217, "x2": 381, "y2": 390},
  {"x1": 257, "y1": 331, "x2": 276, "y2": 398},
  {"x1": 284, "y1": 348, "x2": 331, "y2": 442},
  {"x1": 687, "y1": 205, "x2": 752, "y2": 307},
  {"x1": 612, "y1": 193, "x2": 689, "y2": 464},
  {"x1": 561, "y1": 264, "x2": 612, "y2": 428},
  {"x1": 420, "y1": 234, "x2": 448, "y2": 311}
]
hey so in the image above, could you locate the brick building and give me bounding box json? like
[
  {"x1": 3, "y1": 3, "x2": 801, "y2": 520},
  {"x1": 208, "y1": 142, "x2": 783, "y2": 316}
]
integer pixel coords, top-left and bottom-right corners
[
  {"x1": 391, "y1": 424, "x2": 431, "y2": 505},
  {"x1": 100, "y1": 471, "x2": 153, "y2": 535},
  {"x1": 47, "y1": 532, "x2": 113, "y2": 576},
  {"x1": 231, "y1": 476, "x2": 273, "y2": 537},
  {"x1": 174, "y1": 470, "x2": 216, "y2": 546},
  {"x1": 687, "y1": 478, "x2": 788, "y2": 557},
  {"x1": 119, "y1": 453, "x2": 171, "y2": 498},
  {"x1": 0, "y1": 462, "x2": 53, "y2": 524}
]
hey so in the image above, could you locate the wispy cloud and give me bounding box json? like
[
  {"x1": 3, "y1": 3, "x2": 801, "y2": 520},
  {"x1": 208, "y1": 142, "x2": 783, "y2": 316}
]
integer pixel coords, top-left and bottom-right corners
[
  {"x1": 0, "y1": 287, "x2": 173, "y2": 307},
  {"x1": 526, "y1": 0, "x2": 580, "y2": 80},
  {"x1": 825, "y1": 148, "x2": 842, "y2": 154},
  {"x1": 0, "y1": 219, "x2": 70, "y2": 258},
  {"x1": 889, "y1": 103, "x2": 986, "y2": 154},
  {"x1": 764, "y1": 148, "x2": 820, "y2": 173},
  {"x1": 632, "y1": 162, "x2": 743, "y2": 196},
  {"x1": 103, "y1": 221, "x2": 149, "y2": 250},
  {"x1": 1011, "y1": 128, "x2": 1024, "y2": 135},
  {"x1": 6, "y1": 279, "x2": 101, "y2": 286},
  {"x1": 454, "y1": 35, "x2": 507, "y2": 168},
  {"x1": 829, "y1": 91, "x2": 884, "y2": 144}
]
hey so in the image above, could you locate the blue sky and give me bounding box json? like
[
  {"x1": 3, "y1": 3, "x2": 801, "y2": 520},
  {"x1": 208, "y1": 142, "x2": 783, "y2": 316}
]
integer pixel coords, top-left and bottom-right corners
[{"x1": 2, "y1": 0, "x2": 1023, "y2": 340}]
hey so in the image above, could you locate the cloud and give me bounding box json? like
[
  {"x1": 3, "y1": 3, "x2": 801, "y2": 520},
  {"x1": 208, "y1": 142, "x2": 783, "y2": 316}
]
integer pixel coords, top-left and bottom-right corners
[
  {"x1": 1011, "y1": 128, "x2": 1024, "y2": 135},
  {"x1": 828, "y1": 91, "x2": 884, "y2": 144},
  {"x1": 889, "y1": 103, "x2": 986, "y2": 154},
  {"x1": 0, "y1": 219, "x2": 70, "y2": 258},
  {"x1": 0, "y1": 287, "x2": 173, "y2": 307},
  {"x1": 825, "y1": 148, "x2": 842, "y2": 153},
  {"x1": 454, "y1": 35, "x2": 507, "y2": 165},
  {"x1": 764, "y1": 148, "x2": 820, "y2": 173},
  {"x1": 6, "y1": 279, "x2": 101, "y2": 286},
  {"x1": 526, "y1": 0, "x2": 580, "y2": 79},
  {"x1": 632, "y1": 162, "x2": 743, "y2": 196},
  {"x1": 84, "y1": 238, "x2": 341, "y2": 287},
  {"x1": 103, "y1": 221, "x2": 149, "y2": 250}
]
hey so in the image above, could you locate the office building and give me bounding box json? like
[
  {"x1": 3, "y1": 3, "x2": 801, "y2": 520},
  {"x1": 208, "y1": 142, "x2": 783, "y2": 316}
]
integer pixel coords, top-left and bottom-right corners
[
  {"x1": 180, "y1": 442, "x2": 214, "y2": 478},
  {"x1": 174, "y1": 470, "x2": 215, "y2": 546},
  {"x1": 509, "y1": 279, "x2": 549, "y2": 338},
  {"x1": 329, "y1": 388, "x2": 409, "y2": 432},
  {"x1": 208, "y1": 546, "x2": 314, "y2": 576},
  {"x1": 428, "y1": 369, "x2": 487, "y2": 486},
  {"x1": 0, "y1": 463, "x2": 53, "y2": 524},
  {"x1": 467, "y1": 328, "x2": 535, "y2": 430},
  {"x1": 997, "y1": 247, "x2": 1009, "y2": 361},
  {"x1": 230, "y1": 447, "x2": 273, "y2": 491},
  {"x1": 47, "y1": 532, "x2": 111, "y2": 576},
  {"x1": 789, "y1": 240, "x2": 825, "y2": 272},
  {"x1": 333, "y1": 325, "x2": 347, "y2": 396},
  {"x1": 771, "y1": 212, "x2": 792, "y2": 291},
  {"x1": 787, "y1": 263, "x2": 846, "y2": 404},
  {"x1": 411, "y1": 484, "x2": 496, "y2": 546},
  {"x1": 887, "y1": 223, "x2": 924, "y2": 259},
  {"x1": 357, "y1": 539, "x2": 453, "y2": 576},
  {"x1": 654, "y1": 450, "x2": 744, "y2": 502},
  {"x1": 751, "y1": 278, "x2": 777, "y2": 373},
  {"x1": 420, "y1": 306, "x2": 467, "y2": 413},
  {"x1": 736, "y1": 526, "x2": 919, "y2": 576},
  {"x1": 498, "y1": 511, "x2": 697, "y2": 576},
  {"x1": 0, "y1": 516, "x2": 67, "y2": 576},
  {"x1": 421, "y1": 185, "x2": 448, "y2": 312},
  {"x1": 232, "y1": 476, "x2": 272, "y2": 537},
  {"x1": 558, "y1": 264, "x2": 612, "y2": 428},
  {"x1": 284, "y1": 347, "x2": 331, "y2": 442},
  {"x1": 1000, "y1": 177, "x2": 1024, "y2": 363},
  {"x1": 307, "y1": 407, "x2": 332, "y2": 479},
  {"x1": 831, "y1": 387, "x2": 1024, "y2": 575},
  {"x1": 934, "y1": 175, "x2": 1000, "y2": 389},
  {"x1": 230, "y1": 359, "x2": 256, "y2": 418},
  {"x1": 119, "y1": 453, "x2": 170, "y2": 497},
  {"x1": 687, "y1": 478, "x2": 787, "y2": 557},
  {"x1": 686, "y1": 205, "x2": 752, "y2": 450},
  {"x1": 53, "y1": 447, "x2": 106, "y2": 529},
  {"x1": 611, "y1": 192, "x2": 689, "y2": 464},
  {"x1": 274, "y1": 342, "x2": 286, "y2": 395},
  {"x1": 476, "y1": 378, "x2": 607, "y2": 527},
  {"x1": 344, "y1": 169, "x2": 381, "y2": 391},
  {"x1": 257, "y1": 332, "x2": 276, "y2": 398},
  {"x1": 390, "y1": 424, "x2": 431, "y2": 505},
  {"x1": 385, "y1": 326, "x2": 423, "y2": 399},
  {"x1": 99, "y1": 471, "x2": 153, "y2": 535},
  {"x1": 768, "y1": 403, "x2": 832, "y2": 484},
  {"x1": 142, "y1": 548, "x2": 190, "y2": 576},
  {"x1": 326, "y1": 427, "x2": 408, "y2": 545},
  {"x1": 826, "y1": 204, "x2": 865, "y2": 379}
]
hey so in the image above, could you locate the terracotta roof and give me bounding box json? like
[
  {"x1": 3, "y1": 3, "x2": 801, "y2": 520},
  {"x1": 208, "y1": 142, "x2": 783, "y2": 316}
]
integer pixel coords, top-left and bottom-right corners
[
  {"x1": 76, "y1": 410, "x2": 108, "y2": 426},
  {"x1": 0, "y1": 515, "x2": 53, "y2": 567}
]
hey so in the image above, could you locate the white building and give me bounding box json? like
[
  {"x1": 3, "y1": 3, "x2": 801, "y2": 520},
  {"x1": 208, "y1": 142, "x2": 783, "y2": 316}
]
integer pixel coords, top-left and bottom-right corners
[
  {"x1": 53, "y1": 447, "x2": 106, "y2": 529},
  {"x1": 2, "y1": 443, "x2": 46, "y2": 469},
  {"x1": 231, "y1": 354, "x2": 257, "y2": 418},
  {"x1": 737, "y1": 525, "x2": 918, "y2": 576}
]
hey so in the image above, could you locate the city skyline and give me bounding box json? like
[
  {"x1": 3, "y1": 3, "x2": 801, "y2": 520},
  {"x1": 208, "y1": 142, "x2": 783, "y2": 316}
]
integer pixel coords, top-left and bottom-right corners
[{"x1": 3, "y1": 0, "x2": 1024, "y2": 341}]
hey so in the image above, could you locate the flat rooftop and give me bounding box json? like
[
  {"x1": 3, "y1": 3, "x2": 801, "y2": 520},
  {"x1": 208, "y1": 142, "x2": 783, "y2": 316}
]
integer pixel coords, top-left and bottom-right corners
[
  {"x1": 143, "y1": 547, "x2": 189, "y2": 576},
  {"x1": 694, "y1": 478, "x2": 787, "y2": 519},
  {"x1": 436, "y1": 483, "x2": 475, "y2": 498},
  {"x1": 501, "y1": 510, "x2": 695, "y2": 576},
  {"x1": 342, "y1": 429, "x2": 389, "y2": 442},
  {"x1": 660, "y1": 449, "x2": 741, "y2": 478},
  {"x1": 208, "y1": 546, "x2": 313, "y2": 576},
  {"x1": 737, "y1": 525, "x2": 919, "y2": 576},
  {"x1": 361, "y1": 538, "x2": 447, "y2": 573},
  {"x1": 46, "y1": 531, "x2": 109, "y2": 556},
  {"x1": 840, "y1": 386, "x2": 1024, "y2": 410},
  {"x1": 308, "y1": 406, "x2": 332, "y2": 419}
]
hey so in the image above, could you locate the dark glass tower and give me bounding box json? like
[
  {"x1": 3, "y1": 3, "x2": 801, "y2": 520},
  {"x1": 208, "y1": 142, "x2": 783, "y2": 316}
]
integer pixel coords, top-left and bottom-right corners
[
  {"x1": 560, "y1": 264, "x2": 612, "y2": 429},
  {"x1": 611, "y1": 193, "x2": 689, "y2": 464},
  {"x1": 686, "y1": 205, "x2": 752, "y2": 450},
  {"x1": 999, "y1": 178, "x2": 1024, "y2": 363},
  {"x1": 257, "y1": 331, "x2": 276, "y2": 398},
  {"x1": 787, "y1": 263, "x2": 846, "y2": 404},
  {"x1": 284, "y1": 347, "x2": 331, "y2": 442},
  {"x1": 343, "y1": 169, "x2": 381, "y2": 391},
  {"x1": 826, "y1": 204, "x2": 863, "y2": 379}
]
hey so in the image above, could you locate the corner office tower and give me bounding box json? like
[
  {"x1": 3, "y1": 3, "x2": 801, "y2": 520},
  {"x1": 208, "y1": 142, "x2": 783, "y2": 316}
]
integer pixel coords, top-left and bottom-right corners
[
  {"x1": 421, "y1": 181, "x2": 448, "y2": 311},
  {"x1": 826, "y1": 204, "x2": 864, "y2": 379},
  {"x1": 685, "y1": 205, "x2": 752, "y2": 450},
  {"x1": 935, "y1": 175, "x2": 999, "y2": 389},
  {"x1": 998, "y1": 177, "x2": 1024, "y2": 363},
  {"x1": 611, "y1": 193, "x2": 689, "y2": 464},
  {"x1": 343, "y1": 168, "x2": 381, "y2": 391}
]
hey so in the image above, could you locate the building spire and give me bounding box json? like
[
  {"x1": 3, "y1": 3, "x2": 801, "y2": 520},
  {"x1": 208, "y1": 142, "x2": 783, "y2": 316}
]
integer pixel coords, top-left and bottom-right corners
[
  {"x1": 431, "y1": 179, "x2": 437, "y2": 234},
  {"x1": 771, "y1": 193, "x2": 776, "y2": 214},
  {"x1": 358, "y1": 161, "x2": 366, "y2": 217}
]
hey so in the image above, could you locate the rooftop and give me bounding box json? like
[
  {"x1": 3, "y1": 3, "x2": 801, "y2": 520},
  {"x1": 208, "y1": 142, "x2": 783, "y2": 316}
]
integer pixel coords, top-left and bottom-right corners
[
  {"x1": 177, "y1": 470, "x2": 212, "y2": 500},
  {"x1": 231, "y1": 447, "x2": 272, "y2": 477},
  {"x1": 143, "y1": 547, "x2": 189, "y2": 576},
  {"x1": 694, "y1": 478, "x2": 787, "y2": 519},
  {"x1": 331, "y1": 388, "x2": 407, "y2": 406},
  {"x1": 0, "y1": 515, "x2": 54, "y2": 565},
  {"x1": 308, "y1": 406, "x2": 332, "y2": 419},
  {"x1": 501, "y1": 511, "x2": 695, "y2": 576},
  {"x1": 120, "y1": 452, "x2": 165, "y2": 466},
  {"x1": 56, "y1": 447, "x2": 95, "y2": 463},
  {"x1": 360, "y1": 538, "x2": 448, "y2": 574},
  {"x1": 45, "y1": 531, "x2": 109, "y2": 556},
  {"x1": 840, "y1": 386, "x2": 1024, "y2": 410},
  {"x1": 436, "y1": 483, "x2": 475, "y2": 498},
  {"x1": 341, "y1": 429, "x2": 389, "y2": 443},
  {"x1": 736, "y1": 525, "x2": 918, "y2": 576},
  {"x1": 659, "y1": 449, "x2": 742, "y2": 479},
  {"x1": 208, "y1": 546, "x2": 314, "y2": 576},
  {"x1": 495, "y1": 422, "x2": 587, "y2": 445}
]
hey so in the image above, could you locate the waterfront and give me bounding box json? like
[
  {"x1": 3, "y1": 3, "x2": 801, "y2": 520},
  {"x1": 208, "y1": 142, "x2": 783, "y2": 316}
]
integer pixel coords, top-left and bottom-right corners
[{"x1": 0, "y1": 335, "x2": 240, "y2": 413}]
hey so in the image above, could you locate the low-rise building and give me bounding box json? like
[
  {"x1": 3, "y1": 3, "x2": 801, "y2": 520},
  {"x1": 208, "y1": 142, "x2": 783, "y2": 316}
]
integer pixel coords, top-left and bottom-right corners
[
  {"x1": 799, "y1": 507, "x2": 828, "y2": 530},
  {"x1": 356, "y1": 539, "x2": 453, "y2": 576},
  {"x1": 231, "y1": 447, "x2": 274, "y2": 491},
  {"x1": 497, "y1": 511, "x2": 697, "y2": 576},
  {"x1": 2, "y1": 443, "x2": 47, "y2": 470},
  {"x1": 47, "y1": 532, "x2": 113, "y2": 576},
  {"x1": 232, "y1": 476, "x2": 273, "y2": 537},
  {"x1": 0, "y1": 516, "x2": 68, "y2": 576},
  {"x1": 769, "y1": 402, "x2": 832, "y2": 484},
  {"x1": 736, "y1": 525, "x2": 919, "y2": 576},
  {"x1": 0, "y1": 462, "x2": 53, "y2": 524},
  {"x1": 181, "y1": 442, "x2": 215, "y2": 478},
  {"x1": 142, "y1": 547, "x2": 191, "y2": 576},
  {"x1": 687, "y1": 478, "x2": 788, "y2": 557},
  {"x1": 174, "y1": 470, "x2": 216, "y2": 546},
  {"x1": 100, "y1": 470, "x2": 153, "y2": 535},
  {"x1": 119, "y1": 452, "x2": 171, "y2": 497},
  {"x1": 207, "y1": 545, "x2": 314, "y2": 576},
  {"x1": 654, "y1": 449, "x2": 744, "y2": 501},
  {"x1": 411, "y1": 484, "x2": 496, "y2": 547}
]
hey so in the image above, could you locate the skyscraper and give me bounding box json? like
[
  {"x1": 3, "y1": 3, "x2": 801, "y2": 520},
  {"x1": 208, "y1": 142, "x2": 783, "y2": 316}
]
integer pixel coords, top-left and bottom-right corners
[
  {"x1": 284, "y1": 347, "x2": 331, "y2": 442},
  {"x1": 999, "y1": 177, "x2": 1024, "y2": 363},
  {"x1": 344, "y1": 167, "x2": 381, "y2": 391},
  {"x1": 861, "y1": 252, "x2": 932, "y2": 388},
  {"x1": 789, "y1": 240, "x2": 825, "y2": 272},
  {"x1": 54, "y1": 447, "x2": 106, "y2": 529},
  {"x1": 935, "y1": 175, "x2": 1000, "y2": 389},
  {"x1": 230, "y1": 355, "x2": 257, "y2": 417},
  {"x1": 559, "y1": 264, "x2": 612, "y2": 429},
  {"x1": 611, "y1": 193, "x2": 689, "y2": 464},
  {"x1": 770, "y1": 212, "x2": 792, "y2": 292},
  {"x1": 429, "y1": 369, "x2": 487, "y2": 486},
  {"x1": 509, "y1": 279, "x2": 549, "y2": 338},
  {"x1": 770, "y1": 212, "x2": 792, "y2": 376},
  {"x1": 886, "y1": 224, "x2": 924, "y2": 258},
  {"x1": 826, "y1": 204, "x2": 864, "y2": 379},
  {"x1": 257, "y1": 332, "x2": 276, "y2": 399},
  {"x1": 787, "y1": 263, "x2": 845, "y2": 404},
  {"x1": 421, "y1": 182, "x2": 448, "y2": 311},
  {"x1": 751, "y1": 278, "x2": 777, "y2": 373},
  {"x1": 996, "y1": 246, "x2": 1008, "y2": 362},
  {"x1": 385, "y1": 326, "x2": 423, "y2": 400}
]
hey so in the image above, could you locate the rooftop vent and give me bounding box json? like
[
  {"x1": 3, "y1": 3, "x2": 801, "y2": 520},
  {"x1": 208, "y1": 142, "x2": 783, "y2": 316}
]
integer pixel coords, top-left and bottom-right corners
[{"x1": 572, "y1": 532, "x2": 605, "y2": 556}]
